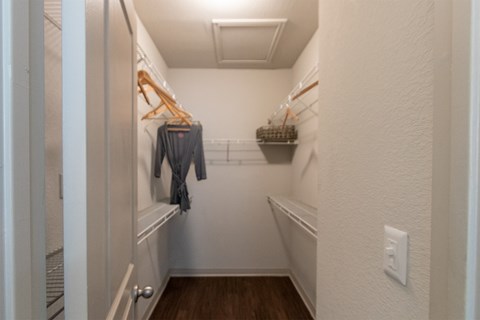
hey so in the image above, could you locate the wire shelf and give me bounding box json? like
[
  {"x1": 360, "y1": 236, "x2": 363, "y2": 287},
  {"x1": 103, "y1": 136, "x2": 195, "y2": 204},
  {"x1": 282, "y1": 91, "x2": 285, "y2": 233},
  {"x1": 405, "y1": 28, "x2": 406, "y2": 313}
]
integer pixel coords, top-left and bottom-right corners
[
  {"x1": 137, "y1": 202, "x2": 181, "y2": 245},
  {"x1": 269, "y1": 64, "x2": 319, "y2": 126},
  {"x1": 268, "y1": 195, "x2": 317, "y2": 239}
]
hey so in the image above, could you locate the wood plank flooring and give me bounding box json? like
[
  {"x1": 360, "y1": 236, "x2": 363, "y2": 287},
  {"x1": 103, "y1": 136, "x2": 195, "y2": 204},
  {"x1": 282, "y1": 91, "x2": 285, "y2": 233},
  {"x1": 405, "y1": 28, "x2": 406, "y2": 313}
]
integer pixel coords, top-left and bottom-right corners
[{"x1": 149, "y1": 277, "x2": 313, "y2": 320}]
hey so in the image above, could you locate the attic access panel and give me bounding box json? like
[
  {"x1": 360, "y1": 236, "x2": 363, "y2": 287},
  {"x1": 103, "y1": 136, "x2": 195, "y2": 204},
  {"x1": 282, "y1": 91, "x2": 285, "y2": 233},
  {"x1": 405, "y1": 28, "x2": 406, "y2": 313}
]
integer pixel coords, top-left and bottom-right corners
[{"x1": 212, "y1": 19, "x2": 287, "y2": 65}]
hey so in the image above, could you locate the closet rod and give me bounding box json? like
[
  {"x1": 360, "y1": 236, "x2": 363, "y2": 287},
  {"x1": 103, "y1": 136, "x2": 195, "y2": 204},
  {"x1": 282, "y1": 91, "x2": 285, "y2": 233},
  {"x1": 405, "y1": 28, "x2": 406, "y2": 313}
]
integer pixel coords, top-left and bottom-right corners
[
  {"x1": 203, "y1": 139, "x2": 261, "y2": 144},
  {"x1": 44, "y1": 11, "x2": 62, "y2": 31},
  {"x1": 204, "y1": 139, "x2": 298, "y2": 145}
]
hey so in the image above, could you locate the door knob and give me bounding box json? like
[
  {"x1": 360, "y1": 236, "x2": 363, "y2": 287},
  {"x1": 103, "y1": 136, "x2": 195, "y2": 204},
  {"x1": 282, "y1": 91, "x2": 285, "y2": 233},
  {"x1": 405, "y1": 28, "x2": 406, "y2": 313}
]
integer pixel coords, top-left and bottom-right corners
[{"x1": 133, "y1": 285, "x2": 154, "y2": 302}]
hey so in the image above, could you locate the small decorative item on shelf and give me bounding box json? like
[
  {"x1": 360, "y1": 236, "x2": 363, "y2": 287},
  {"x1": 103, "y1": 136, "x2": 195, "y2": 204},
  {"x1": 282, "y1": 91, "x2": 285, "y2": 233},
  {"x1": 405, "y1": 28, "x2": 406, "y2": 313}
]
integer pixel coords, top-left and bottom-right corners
[{"x1": 256, "y1": 125, "x2": 298, "y2": 143}]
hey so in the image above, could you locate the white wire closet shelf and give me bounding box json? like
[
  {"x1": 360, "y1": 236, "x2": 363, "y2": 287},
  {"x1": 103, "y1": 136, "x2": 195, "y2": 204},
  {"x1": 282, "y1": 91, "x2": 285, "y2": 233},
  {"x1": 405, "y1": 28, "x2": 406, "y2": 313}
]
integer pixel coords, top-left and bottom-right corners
[
  {"x1": 268, "y1": 195, "x2": 317, "y2": 239},
  {"x1": 137, "y1": 201, "x2": 180, "y2": 245},
  {"x1": 137, "y1": 44, "x2": 176, "y2": 99},
  {"x1": 203, "y1": 138, "x2": 298, "y2": 164},
  {"x1": 268, "y1": 64, "x2": 319, "y2": 126},
  {"x1": 203, "y1": 138, "x2": 298, "y2": 145}
]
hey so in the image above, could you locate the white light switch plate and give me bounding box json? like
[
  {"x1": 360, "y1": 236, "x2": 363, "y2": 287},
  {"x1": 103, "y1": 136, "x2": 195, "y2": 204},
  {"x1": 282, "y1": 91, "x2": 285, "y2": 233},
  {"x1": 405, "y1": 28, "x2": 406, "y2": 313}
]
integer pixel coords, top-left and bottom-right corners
[{"x1": 384, "y1": 225, "x2": 408, "y2": 285}]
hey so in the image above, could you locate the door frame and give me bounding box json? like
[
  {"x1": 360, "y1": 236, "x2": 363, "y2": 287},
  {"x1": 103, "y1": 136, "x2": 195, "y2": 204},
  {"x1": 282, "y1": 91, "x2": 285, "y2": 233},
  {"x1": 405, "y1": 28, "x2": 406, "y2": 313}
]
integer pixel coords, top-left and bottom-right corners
[
  {"x1": 2, "y1": 0, "x2": 480, "y2": 318},
  {"x1": 1, "y1": 0, "x2": 46, "y2": 319},
  {"x1": 465, "y1": 0, "x2": 480, "y2": 317},
  {"x1": 62, "y1": 0, "x2": 90, "y2": 316}
]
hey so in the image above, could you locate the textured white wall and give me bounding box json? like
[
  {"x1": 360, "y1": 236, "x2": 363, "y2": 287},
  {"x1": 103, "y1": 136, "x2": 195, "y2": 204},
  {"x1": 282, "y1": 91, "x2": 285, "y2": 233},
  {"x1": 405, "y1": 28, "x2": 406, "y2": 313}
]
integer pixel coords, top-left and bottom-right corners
[
  {"x1": 316, "y1": 1, "x2": 434, "y2": 319},
  {"x1": 136, "y1": 15, "x2": 168, "y2": 79},
  {"x1": 167, "y1": 68, "x2": 292, "y2": 271},
  {"x1": 293, "y1": 29, "x2": 319, "y2": 85}
]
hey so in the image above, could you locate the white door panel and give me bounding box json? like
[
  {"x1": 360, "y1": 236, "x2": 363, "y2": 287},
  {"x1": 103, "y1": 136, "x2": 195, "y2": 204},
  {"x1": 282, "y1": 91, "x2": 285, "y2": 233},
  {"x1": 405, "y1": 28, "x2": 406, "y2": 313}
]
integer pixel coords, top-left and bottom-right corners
[
  {"x1": 62, "y1": 0, "x2": 138, "y2": 318},
  {"x1": 107, "y1": 264, "x2": 135, "y2": 320},
  {"x1": 107, "y1": 0, "x2": 137, "y2": 318}
]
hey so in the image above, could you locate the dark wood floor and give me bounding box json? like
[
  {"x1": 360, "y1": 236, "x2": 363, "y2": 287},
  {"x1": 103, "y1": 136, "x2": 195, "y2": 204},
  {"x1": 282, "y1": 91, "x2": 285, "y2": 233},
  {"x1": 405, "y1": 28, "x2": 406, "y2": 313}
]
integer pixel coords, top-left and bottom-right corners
[{"x1": 149, "y1": 277, "x2": 313, "y2": 320}]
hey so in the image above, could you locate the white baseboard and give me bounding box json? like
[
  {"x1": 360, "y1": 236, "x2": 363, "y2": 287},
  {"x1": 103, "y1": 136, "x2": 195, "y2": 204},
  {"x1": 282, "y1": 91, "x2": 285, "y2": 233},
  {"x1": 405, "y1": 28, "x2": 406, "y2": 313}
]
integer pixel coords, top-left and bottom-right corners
[
  {"x1": 288, "y1": 270, "x2": 316, "y2": 319},
  {"x1": 169, "y1": 268, "x2": 290, "y2": 277},
  {"x1": 141, "y1": 270, "x2": 171, "y2": 320}
]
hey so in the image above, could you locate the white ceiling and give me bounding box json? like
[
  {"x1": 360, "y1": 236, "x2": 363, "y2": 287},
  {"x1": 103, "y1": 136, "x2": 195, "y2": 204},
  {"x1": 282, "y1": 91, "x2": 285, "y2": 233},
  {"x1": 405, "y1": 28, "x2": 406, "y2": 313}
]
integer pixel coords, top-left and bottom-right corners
[{"x1": 133, "y1": 0, "x2": 318, "y2": 69}]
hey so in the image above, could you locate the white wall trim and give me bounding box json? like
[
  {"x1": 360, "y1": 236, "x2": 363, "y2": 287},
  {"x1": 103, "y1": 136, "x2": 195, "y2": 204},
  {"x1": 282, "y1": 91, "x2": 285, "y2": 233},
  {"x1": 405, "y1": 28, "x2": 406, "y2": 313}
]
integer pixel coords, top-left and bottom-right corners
[
  {"x1": 2, "y1": 1, "x2": 46, "y2": 318},
  {"x1": 29, "y1": 0, "x2": 46, "y2": 318},
  {"x1": 62, "y1": 0, "x2": 88, "y2": 317},
  {"x1": 1, "y1": 2, "x2": 9, "y2": 318},
  {"x1": 169, "y1": 268, "x2": 290, "y2": 277},
  {"x1": 0, "y1": 1, "x2": 4, "y2": 316},
  {"x1": 2, "y1": 0, "x2": 34, "y2": 318},
  {"x1": 106, "y1": 263, "x2": 134, "y2": 320},
  {"x1": 141, "y1": 270, "x2": 171, "y2": 320},
  {"x1": 288, "y1": 270, "x2": 316, "y2": 319},
  {"x1": 466, "y1": 0, "x2": 480, "y2": 318}
]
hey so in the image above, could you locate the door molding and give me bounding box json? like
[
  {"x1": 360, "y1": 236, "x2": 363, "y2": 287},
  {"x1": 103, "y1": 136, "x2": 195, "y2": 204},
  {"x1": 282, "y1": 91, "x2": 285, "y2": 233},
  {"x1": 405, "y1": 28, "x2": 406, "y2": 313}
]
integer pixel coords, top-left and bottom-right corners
[
  {"x1": 2, "y1": 0, "x2": 46, "y2": 319},
  {"x1": 62, "y1": 0, "x2": 91, "y2": 317},
  {"x1": 106, "y1": 263, "x2": 135, "y2": 320},
  {"x1": 466, "y1": 0, "x2": 480, "y2": 317}
]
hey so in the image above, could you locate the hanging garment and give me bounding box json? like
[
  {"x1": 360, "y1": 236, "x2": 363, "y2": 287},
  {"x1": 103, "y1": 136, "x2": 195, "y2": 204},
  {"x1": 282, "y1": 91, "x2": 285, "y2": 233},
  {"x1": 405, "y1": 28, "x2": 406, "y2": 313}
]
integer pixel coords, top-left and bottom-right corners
[{"x1": 154, "y1": 124, "x2": 207, "y2": 211}]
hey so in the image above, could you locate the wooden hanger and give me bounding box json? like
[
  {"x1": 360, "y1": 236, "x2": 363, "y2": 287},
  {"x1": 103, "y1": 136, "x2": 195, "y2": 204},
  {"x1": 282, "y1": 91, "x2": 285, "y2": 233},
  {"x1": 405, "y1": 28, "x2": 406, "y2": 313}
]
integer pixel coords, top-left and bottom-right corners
[
  {"x1": 141, "y1": 102, "x2": 166, "y2": 120},
  {"x1": 138, "y1": 71, "x2": 178, "y2": 108},
  {"x1": 165, "y1": 107, "x2": 193, "y2": 130},
  {"x1": 137, "y1": 70, "x2": 192, "y2": 125},
  {"x1": 137, "y1": 79, "x2": 151, "y2": 105},
  {"x1": 166, "y1": 123, "x2": 191, "y2": 132},
  {"x1": 282, "y1": 106, "x2": 299, "y2": 128},
  {"x1": 137, "y1": 84, "x2": 154, "y2": 95},
  {"x1": 292, "y1": 80, "x2": 319, "y2": 101},
  {"x1": 167, "y1": 120, "x2": 202, "y2": 131},
  {"x1": 278, "y1": 80, "x2": 317, "y2": 128}
]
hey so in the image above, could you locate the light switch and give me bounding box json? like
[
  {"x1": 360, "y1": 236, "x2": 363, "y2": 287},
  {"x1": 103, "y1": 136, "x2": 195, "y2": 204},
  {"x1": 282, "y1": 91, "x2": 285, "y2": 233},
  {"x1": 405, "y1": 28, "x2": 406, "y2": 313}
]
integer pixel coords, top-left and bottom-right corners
[
  {"x1": 385, "y1": 239, "x2": 397, "y2": 270},
  {"x1": 384, "y1": 225, "x2": 408, "y2": 285}
]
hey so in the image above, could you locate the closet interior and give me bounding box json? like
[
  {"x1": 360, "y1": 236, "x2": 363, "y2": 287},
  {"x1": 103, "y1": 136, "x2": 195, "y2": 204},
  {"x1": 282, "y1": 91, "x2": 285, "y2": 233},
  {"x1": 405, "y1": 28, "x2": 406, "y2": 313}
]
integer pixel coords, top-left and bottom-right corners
[
  {"x1": 134, "y1": 1, "x2": 319, "y2": 318},
  {"x1": 41, "y1": 0, "x2": 318, "y2": 318}
]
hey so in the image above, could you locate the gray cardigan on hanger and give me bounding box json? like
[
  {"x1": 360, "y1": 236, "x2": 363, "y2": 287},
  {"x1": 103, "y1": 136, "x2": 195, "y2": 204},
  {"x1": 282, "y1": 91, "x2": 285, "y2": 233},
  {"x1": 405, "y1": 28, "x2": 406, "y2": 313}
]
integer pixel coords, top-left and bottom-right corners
[{"x1": 154, "y1": 124, "x2": 207, "y2": 211}]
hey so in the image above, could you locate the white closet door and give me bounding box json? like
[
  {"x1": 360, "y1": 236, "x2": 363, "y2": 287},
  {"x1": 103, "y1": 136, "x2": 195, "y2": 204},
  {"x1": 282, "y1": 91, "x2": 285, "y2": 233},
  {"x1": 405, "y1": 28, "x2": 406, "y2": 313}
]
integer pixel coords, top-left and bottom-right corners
[
  {"x1": 106, "y1": 0, "x2": 138, "y2": 319},
  {"x1": 62, "y1": 0, "x2": 138, "y2": 318}
]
